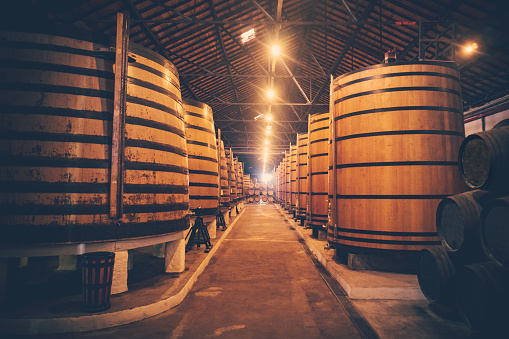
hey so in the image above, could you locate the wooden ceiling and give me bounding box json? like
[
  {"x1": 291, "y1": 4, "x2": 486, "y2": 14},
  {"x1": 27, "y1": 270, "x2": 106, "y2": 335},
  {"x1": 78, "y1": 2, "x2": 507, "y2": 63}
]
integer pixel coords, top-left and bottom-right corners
[{"x1": 4, "y1": 0, "x2": 509, "y2": 176}]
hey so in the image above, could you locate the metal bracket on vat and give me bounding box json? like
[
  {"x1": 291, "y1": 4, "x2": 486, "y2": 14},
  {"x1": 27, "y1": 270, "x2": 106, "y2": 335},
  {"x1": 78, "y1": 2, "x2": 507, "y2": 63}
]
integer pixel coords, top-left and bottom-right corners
[{"x1": 110, "y1": 12, "x2": 129, "y2": 220}]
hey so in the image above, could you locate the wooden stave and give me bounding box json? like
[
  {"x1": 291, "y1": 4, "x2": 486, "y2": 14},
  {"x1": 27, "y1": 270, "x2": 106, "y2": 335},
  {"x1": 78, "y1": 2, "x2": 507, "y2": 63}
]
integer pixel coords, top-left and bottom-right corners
[
  {"x1": 330, "y1": 62, "x2": 466, "y2": 251},
  {"x1": 0, "y1": 30, "x2": 189, "y2": 244}
]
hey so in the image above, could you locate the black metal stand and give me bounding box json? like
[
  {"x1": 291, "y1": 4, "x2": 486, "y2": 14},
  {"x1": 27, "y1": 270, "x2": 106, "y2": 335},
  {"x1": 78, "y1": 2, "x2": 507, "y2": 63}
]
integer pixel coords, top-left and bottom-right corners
[
  {"x1": 216, "y1": 212, "x2": 227, "y2": 231},
  {"x1": 185, "y1": 216, "x2": 212, "y2": 253}
]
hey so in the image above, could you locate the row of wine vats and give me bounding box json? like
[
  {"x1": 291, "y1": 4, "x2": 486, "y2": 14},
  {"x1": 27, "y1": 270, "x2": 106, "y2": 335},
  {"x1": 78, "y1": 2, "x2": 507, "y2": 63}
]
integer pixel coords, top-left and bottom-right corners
[{"x1": 273, "y1": 61, "x2": 509, "y2": 333}]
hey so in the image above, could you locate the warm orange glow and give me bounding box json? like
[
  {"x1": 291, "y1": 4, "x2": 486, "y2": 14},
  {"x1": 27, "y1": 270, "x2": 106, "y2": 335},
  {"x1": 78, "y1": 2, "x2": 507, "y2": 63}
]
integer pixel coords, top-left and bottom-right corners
[
  {"x1": 271, "y1": 44, "x2": 281, "y2": 56},
  {"x1": 267, "y1": 88, "x2": 275, "y2": 100},
  {"x1": 265, "y1": 113, "x2": 273, "y2": 121},
  {"x1": 464, "y1": 42, "x2": 478, "y2": 54}
]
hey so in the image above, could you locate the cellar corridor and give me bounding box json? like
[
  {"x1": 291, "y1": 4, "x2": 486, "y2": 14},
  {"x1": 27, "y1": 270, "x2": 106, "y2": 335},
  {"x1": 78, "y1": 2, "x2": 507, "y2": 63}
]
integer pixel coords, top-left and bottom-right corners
[{"x1": 6, "y1": 204, "x2": 471, "y2": 338}]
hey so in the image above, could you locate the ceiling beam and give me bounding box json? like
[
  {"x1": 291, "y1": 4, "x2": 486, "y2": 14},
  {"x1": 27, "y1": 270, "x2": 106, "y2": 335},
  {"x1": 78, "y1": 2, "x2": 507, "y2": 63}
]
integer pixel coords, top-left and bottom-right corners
[
  {"x1": 398, "y1": 0, "x2": 463, "y2": 60},
  {"x1": 181, "y1": 73, "x2": 327, "y2": 78},
  {"x1": 209, "y1": 0, "x2": 245, "y2": 129},
  {"x1": 304, "y1": 0, "x2": 378, "y2": 116}
]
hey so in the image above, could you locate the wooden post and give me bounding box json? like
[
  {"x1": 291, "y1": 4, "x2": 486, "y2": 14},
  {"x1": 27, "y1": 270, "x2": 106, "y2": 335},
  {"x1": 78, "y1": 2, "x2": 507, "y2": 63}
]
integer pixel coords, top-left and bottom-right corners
[
  {"x1": 110, "y1": 12, "x2": 129, "y2": 219},
  {"x1": 217, "y1": 129, "x2": 222, "y2": 204},
  {"x1": 329, "y1": 74, "x2": 338, "y2": 237},
  {"x1": 307, "y1": 114, "x2": 312, "y2": 224}
]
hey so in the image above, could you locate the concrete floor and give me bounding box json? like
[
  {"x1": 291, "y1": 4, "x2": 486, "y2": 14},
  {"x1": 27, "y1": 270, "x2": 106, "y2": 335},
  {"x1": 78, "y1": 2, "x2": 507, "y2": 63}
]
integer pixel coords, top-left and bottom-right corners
[{"x1": 5, "y1": 204, "x2": 474, "y2": 338}]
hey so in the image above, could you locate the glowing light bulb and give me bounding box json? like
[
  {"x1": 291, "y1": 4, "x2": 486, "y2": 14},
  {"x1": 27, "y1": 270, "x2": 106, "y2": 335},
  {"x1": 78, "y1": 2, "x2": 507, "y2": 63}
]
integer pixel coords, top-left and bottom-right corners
[
  {"x1": 267, "y1": 89, "x2": 275, "y2": 100},
  {"x1": 265, "y1": 113, "x2": 273, "y2": 121},
  {"x1": 271, "y1": 44, "x2": 281, "y2": 56}
]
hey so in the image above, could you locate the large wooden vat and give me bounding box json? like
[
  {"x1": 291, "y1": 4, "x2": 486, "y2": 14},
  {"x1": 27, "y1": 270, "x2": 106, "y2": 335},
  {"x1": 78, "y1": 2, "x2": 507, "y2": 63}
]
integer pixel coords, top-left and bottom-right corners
[
  {"x1": 306, "y1": 113, "x2": 329, "y2": 228},
  {"x1": 243, "y1": 174, "x2": 251, "y2": 199},
  {"x1": 0, "y1": 29, "x2": 190, "y2": 244},
  {"x1": 231, "y1": 157, "x2": 238, "y2": 202},
  {"x1": 297, "y1": 133, "x2": 308, "y2": 218},
  {"x1": 290, "y1": 145, "x2": 298, "y2": 212},
  {"x1": 218, "y1": 140, "x2": 230, "y2": 207},
  {"x1": 236, "y1": 160, "x2": 244, "y2": 199},
  {"x1": 183, "y1": 99, "x2": 218, "y2": 217},
  {"x1": 329, "y1": 62, "x2": 466, "y2": 252},
  {"x1": 284, "y1": 151, "x2": 291, "y2": 209}
]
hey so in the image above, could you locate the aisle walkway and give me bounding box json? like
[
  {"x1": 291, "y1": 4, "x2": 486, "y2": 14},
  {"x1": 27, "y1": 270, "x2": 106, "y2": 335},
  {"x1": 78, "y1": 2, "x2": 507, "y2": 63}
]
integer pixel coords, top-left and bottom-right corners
[{"x1": 45, "y1": 204, "x2": 369, "y2": 338}]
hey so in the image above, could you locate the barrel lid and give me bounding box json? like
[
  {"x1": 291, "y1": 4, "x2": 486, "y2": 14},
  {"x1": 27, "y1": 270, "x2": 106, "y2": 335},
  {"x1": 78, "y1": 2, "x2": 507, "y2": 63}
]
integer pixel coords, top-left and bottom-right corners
[{"x1": 334, "y1": 60, "x2": 459, "y2": 83}]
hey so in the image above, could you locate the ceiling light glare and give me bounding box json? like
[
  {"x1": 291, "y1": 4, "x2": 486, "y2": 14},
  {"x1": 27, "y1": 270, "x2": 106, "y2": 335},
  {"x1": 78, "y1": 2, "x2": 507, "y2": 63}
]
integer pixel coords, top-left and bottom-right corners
[
  {"x1": 267, "y1": 88, "x2": 275, "y2": 100},
  {"x1": 271, "y1": 44, "x2": 281, "y2": 56},
  {"x1": 241, "y1": 28, "x2": 255, "y2": 44}
]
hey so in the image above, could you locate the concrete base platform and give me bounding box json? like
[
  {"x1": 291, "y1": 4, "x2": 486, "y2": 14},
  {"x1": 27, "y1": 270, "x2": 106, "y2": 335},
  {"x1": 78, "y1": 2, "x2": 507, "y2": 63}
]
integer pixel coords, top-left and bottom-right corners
[
  {"x1": 0, "y1": 211, "x2": 245, "y2": 335},
  {"x1": 277, "y1": 205, "x2": 425, "y2": 300}
]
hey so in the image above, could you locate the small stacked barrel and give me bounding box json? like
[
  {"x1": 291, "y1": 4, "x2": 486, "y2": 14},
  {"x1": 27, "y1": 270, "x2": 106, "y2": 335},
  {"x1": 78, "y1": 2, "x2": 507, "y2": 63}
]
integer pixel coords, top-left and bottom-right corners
[
  {"x1": 268, "y1": 183, "x2": 275, "y2": 202},
  {"x1": 418, "y1": 119, "x2": 509, "y2": 333}
]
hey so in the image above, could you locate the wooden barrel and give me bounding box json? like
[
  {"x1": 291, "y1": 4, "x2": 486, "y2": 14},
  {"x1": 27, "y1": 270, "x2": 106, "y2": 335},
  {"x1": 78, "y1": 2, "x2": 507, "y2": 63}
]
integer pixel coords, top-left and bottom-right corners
[
  {"x1": 262, "y1": 190, "x2": 267, "y2": 196},
  {"x1": 479, "y1": 196, "x2": 509, "y2": 269},
  {"x1": 458, "y1": 126, "x2": 509, "y2": 191},
  {"x1": 268, "y1": 196, "x2": 274, "y2": 202},
  {"x1": 0, "y1": 30, "x2": 189, "y2": 244},
  {"x1": 330, "y1": 62, "x2": 466, "y2": 251},
  {"x1": 456, "y1": 262, "x2": 509, "y2": 331},
  {"x1": 417, "y1": 246, "x2": 456, "y2": 303},
  {"x1": 248, "y1": 196, "x2": 254, "y2": 203},
  {"x1": 254, "y1": 196, "x2": 260, "y2": 202},
  {"x1": 268, "y1": 190, "x2": 274, "y2": 196},
  {"x1": 81, "y1": 252, "x2": 115, "y2": 312},
  {"x1": 255, "y1": 190, "x2": 260, "y2": 196},
  {"x1": 290, "y1": 145, "x2": 298, "y2": 212},
  {"x1": 218, "y1": 140, "x2": 230, "y2": 207},
  {"x1": 248, "y1": 189, "x2": 255, "y2": 195},
  {"x1": 183, "y1": 99, "x2": 218, "y2": 217},
  {"x1": 268, "y1": 184, "x2": 274, "y2": 190},
  {"x1": 262, "y1": 196, "x2": 268, "y2": 202},
  {"x1": 436, "y1": 190, "x2": 493, "y2": 260},
  {"x1": 254, "y1": 183, "x2": 260, "y2": 189},
  {"x1": 306, "y1": 113, "x2": 329, "y2": 227},
  {"x1": 261, "y1": 183, "x2": 267, "y2": 190},
  {"x1": 297, "y1": 133, "x2": 308, "y2": 218}
]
